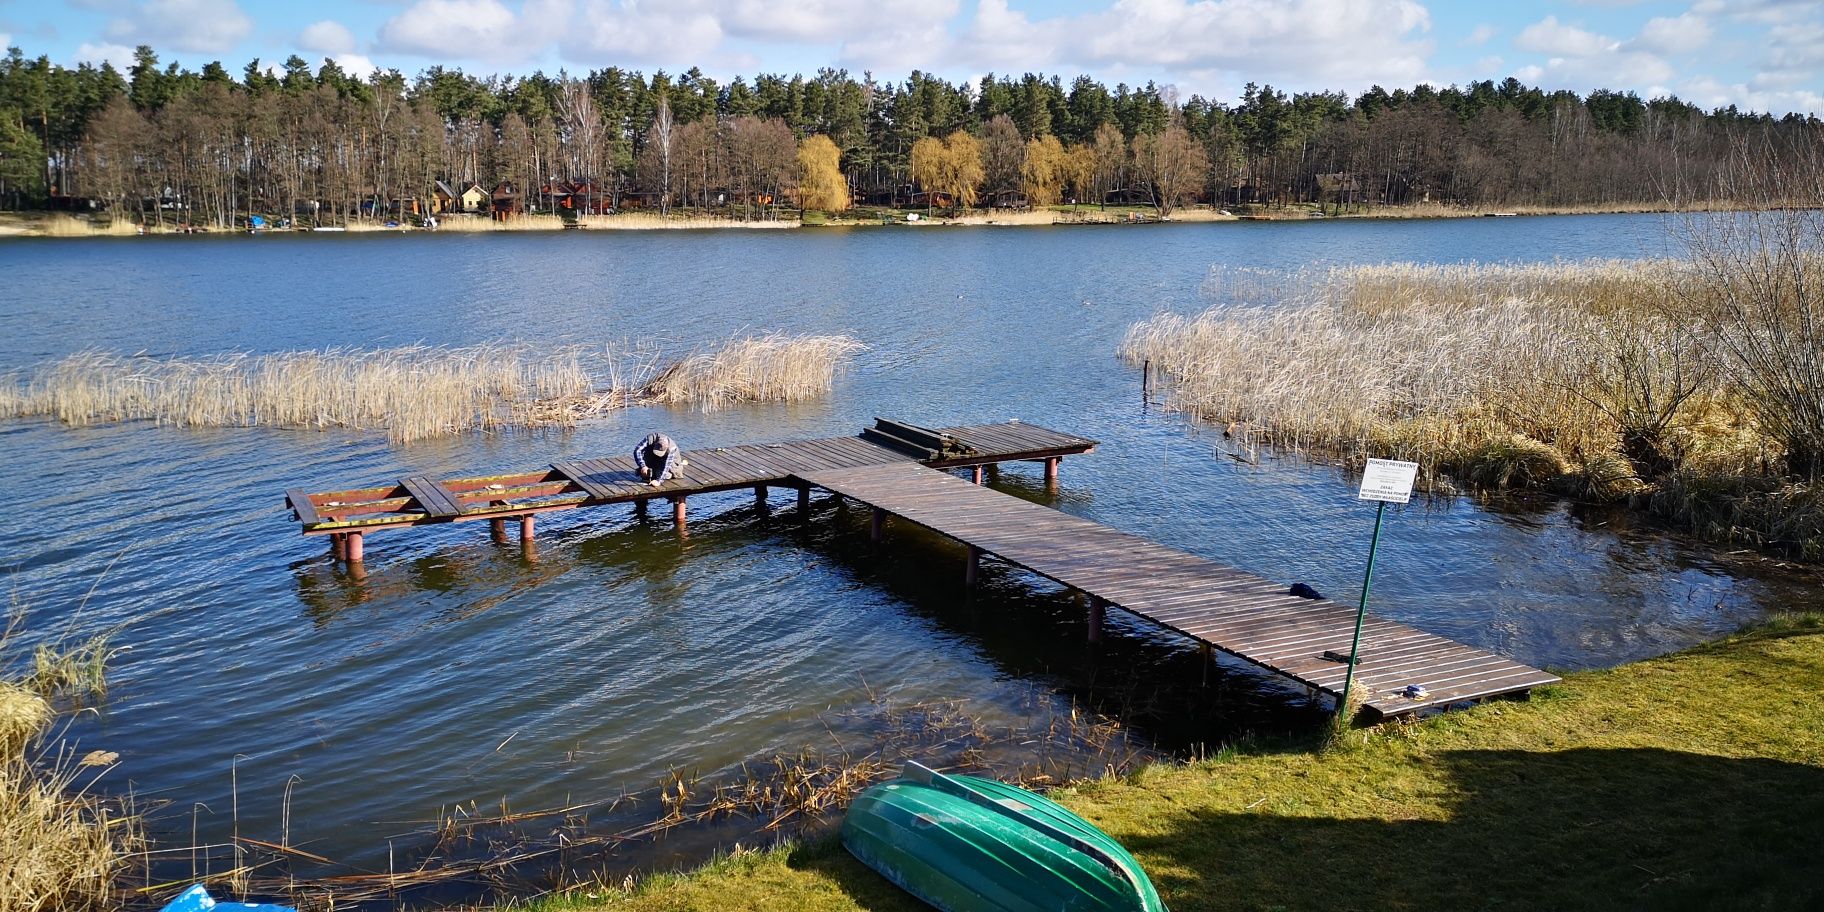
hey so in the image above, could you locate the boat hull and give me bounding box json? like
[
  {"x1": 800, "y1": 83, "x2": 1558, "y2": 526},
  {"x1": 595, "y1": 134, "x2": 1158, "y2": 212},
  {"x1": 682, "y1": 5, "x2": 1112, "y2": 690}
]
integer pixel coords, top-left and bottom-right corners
[{"x1": 841, "y1": 766, "x2": 1165, "y2": 912}]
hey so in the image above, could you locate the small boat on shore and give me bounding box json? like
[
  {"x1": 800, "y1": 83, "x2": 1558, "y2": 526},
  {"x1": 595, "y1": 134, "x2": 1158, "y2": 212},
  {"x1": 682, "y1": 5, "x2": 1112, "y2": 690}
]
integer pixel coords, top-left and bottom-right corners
[{"x1": 842, "y1": 762, "x2": 1166, "y2": 911}]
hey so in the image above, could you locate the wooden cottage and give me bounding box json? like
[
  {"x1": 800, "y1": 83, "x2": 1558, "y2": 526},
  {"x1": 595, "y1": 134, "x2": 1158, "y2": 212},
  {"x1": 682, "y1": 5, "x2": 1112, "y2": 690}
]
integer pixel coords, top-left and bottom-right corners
[{"x1": 490, "y1": 182, "x2": 521, "y2": 219}]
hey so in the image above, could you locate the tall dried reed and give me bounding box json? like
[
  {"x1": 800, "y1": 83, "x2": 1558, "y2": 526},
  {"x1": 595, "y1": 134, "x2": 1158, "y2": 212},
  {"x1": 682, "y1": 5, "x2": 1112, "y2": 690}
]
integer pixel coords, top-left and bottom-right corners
[
  {"x1": 3, "y1": 335, "x2": 864, "y2": 444},
  {"x1": 1, "y1": 345, "x2": 594, "y2": 445},
  {"x1": 1, "y1": 614, "x2": 141, "y2": 912},
  {"x1": 1124, "y1": 260, "x2": 1747, "y2": 496},
  {"x1": 642, "y1": 334, "x2": 865, "y2": 411}
]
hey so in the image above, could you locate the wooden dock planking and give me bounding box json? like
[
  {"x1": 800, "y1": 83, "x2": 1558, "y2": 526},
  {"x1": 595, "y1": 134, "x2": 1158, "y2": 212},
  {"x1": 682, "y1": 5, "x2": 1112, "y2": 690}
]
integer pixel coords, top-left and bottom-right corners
[
  {"x1": 400, "y1": 476, "x2": 464, "y2": 518},
  {"x1": 287, "y1": 421, "x2": 1098, "y2": 535},
  {"x1": 792, "y1": 461, "x2": 1557, "y2": 718}
]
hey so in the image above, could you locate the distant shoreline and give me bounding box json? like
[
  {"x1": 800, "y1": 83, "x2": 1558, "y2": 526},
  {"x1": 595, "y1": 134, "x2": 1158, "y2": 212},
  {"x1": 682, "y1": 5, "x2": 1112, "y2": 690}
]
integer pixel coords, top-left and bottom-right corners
[{"x1": 0, "y1": 201, "x2": 1732, "y2": 239}]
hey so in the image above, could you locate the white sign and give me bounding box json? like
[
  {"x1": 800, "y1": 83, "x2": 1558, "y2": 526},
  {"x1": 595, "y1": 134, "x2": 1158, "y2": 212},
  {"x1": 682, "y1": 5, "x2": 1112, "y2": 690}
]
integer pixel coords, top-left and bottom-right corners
[{"x1": 1358, "y1": 458, "x2": 1419, "y2": 504}]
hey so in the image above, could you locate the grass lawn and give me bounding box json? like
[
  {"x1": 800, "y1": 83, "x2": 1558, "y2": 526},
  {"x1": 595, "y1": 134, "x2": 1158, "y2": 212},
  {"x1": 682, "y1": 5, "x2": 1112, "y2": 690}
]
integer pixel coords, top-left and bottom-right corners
[{"x1": 526, "y1": 613, "x2": 1824, "y2": 911}]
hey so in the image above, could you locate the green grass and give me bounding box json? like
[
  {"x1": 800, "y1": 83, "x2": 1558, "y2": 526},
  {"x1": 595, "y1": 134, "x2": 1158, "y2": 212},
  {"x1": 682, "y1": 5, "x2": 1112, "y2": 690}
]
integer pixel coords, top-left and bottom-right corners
[{"x1": 517, "y1": 612, "x2": 1824, "y2": 911}]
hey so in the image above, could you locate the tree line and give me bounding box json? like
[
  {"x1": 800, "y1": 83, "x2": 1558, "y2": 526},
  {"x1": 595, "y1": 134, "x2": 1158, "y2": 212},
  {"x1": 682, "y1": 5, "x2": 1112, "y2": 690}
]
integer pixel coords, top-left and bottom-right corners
[{"x1": 0, "y1": 43, "x2": 1820, "y2": 226}]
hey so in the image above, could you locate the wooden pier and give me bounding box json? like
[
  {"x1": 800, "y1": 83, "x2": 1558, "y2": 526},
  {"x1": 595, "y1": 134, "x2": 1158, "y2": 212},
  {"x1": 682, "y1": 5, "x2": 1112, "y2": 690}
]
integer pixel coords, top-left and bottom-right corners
[
  {"x1": 286, "y1": 418, "x2": 1557, "y2": 718},
  {"x1": 286, "y1": 420, "x2": 1095, "y2": 555},
  {"x1": 795, "y1": 461, "x2": 1557, "y2": 717}
]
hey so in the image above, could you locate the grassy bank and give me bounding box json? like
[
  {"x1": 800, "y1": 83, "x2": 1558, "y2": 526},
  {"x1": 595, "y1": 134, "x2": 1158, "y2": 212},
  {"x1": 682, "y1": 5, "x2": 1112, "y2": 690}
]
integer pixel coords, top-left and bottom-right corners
[
  {"x1": 522, "y1": 612, "x2": 1824, "y2": 911},
  {"x1": 0, "y1": 334, "x2": 861, "y2": 445}
]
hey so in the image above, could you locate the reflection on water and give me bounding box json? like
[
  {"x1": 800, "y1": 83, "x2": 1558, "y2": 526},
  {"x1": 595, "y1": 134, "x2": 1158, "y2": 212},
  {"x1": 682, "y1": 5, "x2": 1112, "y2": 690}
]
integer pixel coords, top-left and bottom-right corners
[{"x1": 1, "y1": 214, "x2": 1818, "y2": 898}]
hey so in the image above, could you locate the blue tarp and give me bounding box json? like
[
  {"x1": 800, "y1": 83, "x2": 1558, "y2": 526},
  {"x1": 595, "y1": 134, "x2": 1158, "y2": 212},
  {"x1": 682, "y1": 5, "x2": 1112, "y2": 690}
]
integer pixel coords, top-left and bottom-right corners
[{"x1": 158, "y1": 883, "x2": 294, "y2": 912}]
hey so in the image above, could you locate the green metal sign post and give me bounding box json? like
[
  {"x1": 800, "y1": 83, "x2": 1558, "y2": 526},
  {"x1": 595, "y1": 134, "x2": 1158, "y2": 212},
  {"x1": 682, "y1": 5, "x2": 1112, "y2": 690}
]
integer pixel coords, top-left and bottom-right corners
[
  {"x1": 1338, "y1": 458, "x2": 1418, "y2": 721},
  {"x1": 1337, "y1": 499, "x2": 1386, "y2": 718}
]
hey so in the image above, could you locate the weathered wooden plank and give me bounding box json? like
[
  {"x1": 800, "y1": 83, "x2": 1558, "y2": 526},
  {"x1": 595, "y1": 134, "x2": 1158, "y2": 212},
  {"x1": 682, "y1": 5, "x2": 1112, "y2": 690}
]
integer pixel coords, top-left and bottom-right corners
[
  {"x1": 551, "y1": 460, "x2": 621, "y2": 500},
  {"x1": 400, "y1": 475, "x2": 463, "y2": 518},
  {"x1": 795, "y1": 461, "x2": 1557, "y2": 712},
  {"x1": 286, "y1": 489, "x2": 323, "y2": 526}
]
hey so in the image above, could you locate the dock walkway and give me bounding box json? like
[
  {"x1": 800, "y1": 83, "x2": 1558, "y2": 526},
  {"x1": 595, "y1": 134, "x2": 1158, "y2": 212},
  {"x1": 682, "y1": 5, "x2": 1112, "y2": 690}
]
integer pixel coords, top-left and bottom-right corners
[
  {"x1": 286, "y1": 419, "x2": 1557, "y2": 717},
  {"x1": 287, "y1": 420, "x2": 1096, "y2": 560},
  {"x1": 794, "y1": 461, "x2": 1558, "y2": 717}
]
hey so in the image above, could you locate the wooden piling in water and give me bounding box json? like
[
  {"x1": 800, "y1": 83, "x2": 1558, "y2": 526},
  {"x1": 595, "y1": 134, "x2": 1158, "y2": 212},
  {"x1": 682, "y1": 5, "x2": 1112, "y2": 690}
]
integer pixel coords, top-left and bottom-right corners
[
  {"x1": 972, "y1": 465, "x2": 984, "y2": 485},
  {"x1": 330, "y1": 533, "x2": 346, "y2": 560},
  {"x1": 797, "y1": 485, "x2": 811, "y2": 517},
  {"x1": 519, "y1": 514, "x2": 535, "y2": 541},
  {"x1": 672, "y1": 496, "x2": 687, "y2": 529},
  {"x1": 1044, "y1": 457, "x2": 1060, "y2": 486},
  {"x1": 755, "y1": 485, "x2": 769, "y2": 512},
  {"x1": 871, "y1": 507, "x2": 885, "y2": 542},
  {"x1": 345, "y1": 531, "x2": 364, "y2": 563},
  {"x1": 1088, "y1": 596, "x2": 1106, "y2": 643},
  {"x1": 490, "y1": 518, "x2": 507, "y2": 543}
]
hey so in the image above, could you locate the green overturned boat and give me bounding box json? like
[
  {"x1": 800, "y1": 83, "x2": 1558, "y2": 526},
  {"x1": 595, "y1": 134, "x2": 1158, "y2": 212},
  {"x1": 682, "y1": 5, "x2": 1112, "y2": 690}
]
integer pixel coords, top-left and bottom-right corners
[{"x1": 841, "y1": 762, "x2": 1167, "y2": 912}]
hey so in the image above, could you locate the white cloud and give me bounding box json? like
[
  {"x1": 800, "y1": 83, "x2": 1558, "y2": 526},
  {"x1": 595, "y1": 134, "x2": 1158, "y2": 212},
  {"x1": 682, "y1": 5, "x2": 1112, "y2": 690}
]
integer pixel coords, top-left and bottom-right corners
[
  {"x1": 73, "y1": 41, "x2": 137, "y2": 71},
  {"x1": 949, "y1": 0, "x2": 1434, "y2": 94},
  {"x1": 334, "y1": 53, "x2": 378, "y2": 77},
  {"x1": 564, "y1": 1, "x2": 725, "y2": 63},
  {"x1": 558, "y1": 0, "x2": 956, "y2": 69},
  {"x1": 102, "y1": 0, "x2": 254, "y2": 53},
  {"x1": 1462, "y1": 23, "x2": 1498, "y2": 46},
  {"x1": 1511, "y1": 13, "x2": 1698, "y2": 94},
  {"x1": 1516, "y1": 16, "x2": 1616, "y2": 57},
  {"x1": 1692, "y1": 0, "x2": 1821, "y2": 25},
  {"x1": 1632, "y1": 12, "x2": 1711, "y2": 55},
  {"x1": 299, "y1": 20, "x2": 357, "y2": 55},
  {"x1": 380, "y1": 0, "x2": 570, "y2": 65},
  {"x1": 1682, "y1": 74, "x2": 1823, "y2": 115}
]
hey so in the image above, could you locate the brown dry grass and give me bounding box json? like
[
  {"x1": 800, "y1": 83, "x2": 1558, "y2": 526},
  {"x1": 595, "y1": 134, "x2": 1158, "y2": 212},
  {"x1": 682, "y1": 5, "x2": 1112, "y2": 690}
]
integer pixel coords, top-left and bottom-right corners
[
  {"x1": 2, "y1": 335, "x2": 863, "y2": 444},
  {"x1": 0, "y1": 613, "x2": 140, "y2": 912},
  {"x1": 641, "y1": 334, "x2": 865, "y2": 411},
  {"x1": 1124, "y1": 256, "x2": 1824, "y2": 556},
  {"x1": 1121, "y1": 260, "x2": 1756, "y2": 490}
]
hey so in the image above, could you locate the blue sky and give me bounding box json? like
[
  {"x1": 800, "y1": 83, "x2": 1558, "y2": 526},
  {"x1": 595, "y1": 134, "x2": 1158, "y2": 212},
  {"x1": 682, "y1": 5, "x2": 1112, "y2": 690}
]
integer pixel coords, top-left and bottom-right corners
[{"x1": 3, "y1": 0, "x2": 1820, "y2": 114}]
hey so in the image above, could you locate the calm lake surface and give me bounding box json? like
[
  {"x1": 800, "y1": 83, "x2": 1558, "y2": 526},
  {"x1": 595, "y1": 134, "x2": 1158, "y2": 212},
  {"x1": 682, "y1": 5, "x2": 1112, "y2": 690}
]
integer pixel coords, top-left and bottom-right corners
[{"x1": 3, "y1": 214, "x2": 1817, "y2": 893}]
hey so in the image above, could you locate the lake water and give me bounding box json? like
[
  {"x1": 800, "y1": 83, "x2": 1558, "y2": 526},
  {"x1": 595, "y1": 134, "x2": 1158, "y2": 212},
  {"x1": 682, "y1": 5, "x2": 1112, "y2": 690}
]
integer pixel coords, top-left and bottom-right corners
[{"x1": 3, "y1": 215, "x2": 1816, "y2": 899}]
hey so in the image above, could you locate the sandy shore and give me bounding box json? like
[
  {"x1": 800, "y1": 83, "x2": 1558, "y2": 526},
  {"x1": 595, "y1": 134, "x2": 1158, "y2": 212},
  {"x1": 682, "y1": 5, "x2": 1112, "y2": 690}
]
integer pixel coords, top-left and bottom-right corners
[{"x1": 1, "y1": 201, "x2": 1737, "y2": 238}]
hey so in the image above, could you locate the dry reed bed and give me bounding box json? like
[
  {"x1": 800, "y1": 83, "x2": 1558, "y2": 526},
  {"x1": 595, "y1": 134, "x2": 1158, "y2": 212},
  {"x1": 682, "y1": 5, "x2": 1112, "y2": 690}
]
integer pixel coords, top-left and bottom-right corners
[
  {"x1": 1, "y1": 334, "x2": 863, "y2": 445},
  {"x1": 643, "y1": 334, "x2": 866, "y2": 411},
  {"x1": 1, "y1": 615, "x2": 139, "y2": 912},
  {"x1": 1122, "y1": 260, "x2": 1770, "y2": 504}
]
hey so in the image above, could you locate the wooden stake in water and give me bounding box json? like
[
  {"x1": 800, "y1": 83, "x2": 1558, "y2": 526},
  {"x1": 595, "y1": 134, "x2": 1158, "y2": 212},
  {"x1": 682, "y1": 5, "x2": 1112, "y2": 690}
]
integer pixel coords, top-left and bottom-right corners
[{"x1": 1339, "y1": 458, "x2": 1419, "y2": 721}]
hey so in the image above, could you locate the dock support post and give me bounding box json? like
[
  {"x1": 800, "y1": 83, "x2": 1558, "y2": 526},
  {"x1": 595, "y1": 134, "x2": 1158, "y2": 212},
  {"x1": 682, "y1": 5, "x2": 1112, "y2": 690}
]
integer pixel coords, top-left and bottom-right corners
[
  {"x1": 986, "y1": 463, "x2": 1000, "y2": 482},
  {"x1": 754, "y1": 485, "x2": 769, "y2": 512},
  {"x1": 1044, "y1": 457, "x2": 1060, "y2": 487},
  {"x1": 672, "y1": 496, "x2": 687, "y2": 530},
  {"x1": 870, "y1": 507, "x2": 885, "y2": 542},
  {"x1": 490, "y1": 518, "x2": 507, "y2": 543},
  {"x1": 1200, "y1": 644, "x2": 1213, "y2": 687},
  {"x1": 330, "y1": 533, "x2": 346, "y2": 561},
  {"x1": 345, "y1": 531, "x2": 365, "y2": 564},
  {"x1": 971, "y1": 465, "x2": 984, "y2": 485},
  {"x1": 635, "y1": 498, "x2": 648, "y2": 519},
  {"x1": 1088, "y1": 596, "x2": 1105, "y2": 643},
  {"x1": 519, "y1": 514, "x2": 535, "y2": 542},
  {"x1": 965, "y1": 545, "x2": 980, "y2": 587},
  {"x1": 797, "y1": 485, "x2": 811, "y2": 518}
]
